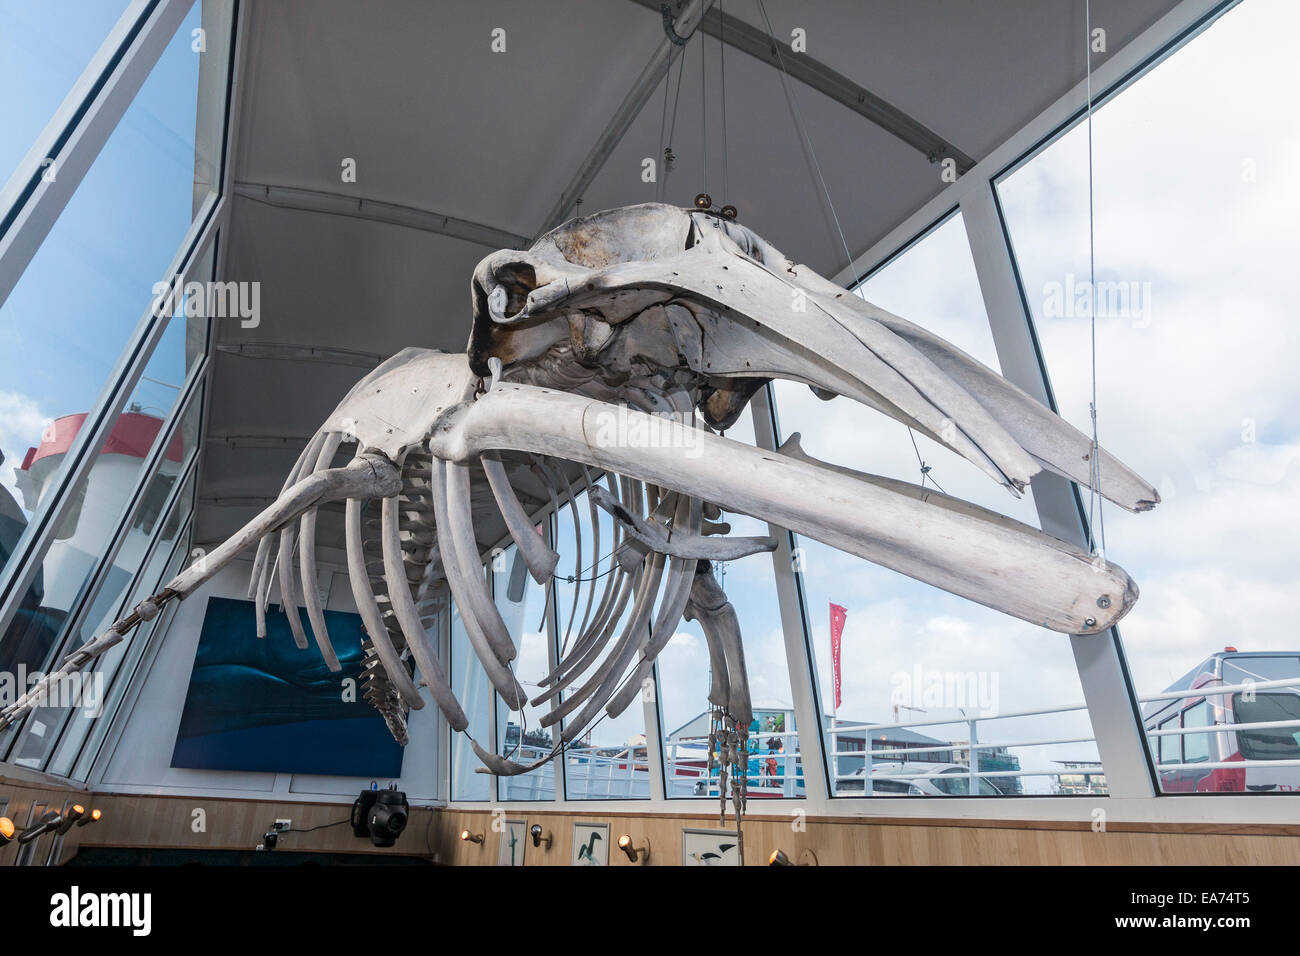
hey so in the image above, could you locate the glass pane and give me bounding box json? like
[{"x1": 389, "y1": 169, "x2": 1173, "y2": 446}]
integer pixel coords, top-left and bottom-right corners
[
  {"x1": 1, "y1": 329, "x2": 201, "y2": 764},
  {"x1": 1158, "y1": 716, "x2": 1180, "y2": 765},
  {"x1": 772, "y1": 212, "x2": 1097, "y2": 797},
  {"x1": 0, "y1": 2, "x2": 221, "y2": 587},
  {"x1": 1234, "y1": 693, "x2": 1300, "y2": 763},
  {"x1": 449, "y1": 589, "x2": 492, "y2": 801},
  {"x1": 493, "y1": 537, "x2": 556, "y2": 801},
  {"x1": 659, "y1": 406, "x2": 806, "y2": 799},
  {"x1": 556, "y1": 480, "x2": 650, "y2": 800},
  {"x1": 0, "y1": 0, "x2": 131, "y2": 189},
  {"x1": 996, "y1": 0, "x2": 1300, "y2": 794},
  {"x1": 0, "y1": 294, "x2": 204, "y2": 758},
  {"x1": 46, "y1": 463, "x2": 196, "y2": 779},
  {"x1": 1181, "y1": 701, "x2": 1211, "y2": 764}
]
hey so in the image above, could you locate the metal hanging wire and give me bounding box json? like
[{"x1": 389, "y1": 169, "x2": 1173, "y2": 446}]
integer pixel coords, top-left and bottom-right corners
[
  {"x1": 1084, "y1": 0, "x2": 1107, "y2": 564},
  {"x1": 701, "y1": 24, "x2": 708, "y2": 197},
  {"x1": 657, "y1": 40, "x2": 689, "y2": 204},
  {"x1": 719, "y1": 0, "x2": 730, "y2": 205},
  {"x1": 753, "y1": 0, "x2": 938, "y2": 491}
]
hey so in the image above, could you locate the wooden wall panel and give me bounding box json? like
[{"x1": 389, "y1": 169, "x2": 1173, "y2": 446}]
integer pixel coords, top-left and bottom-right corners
[
  {"x1": 6, "y1": 781, "x2": 1295, "y2": 865},
  {"x1": 430, "y1": 808, "x2": 1300, "y2": 867},
  {"x1": 79, "y1": 793, "x2": 439, "y2": 856},
  {"x1": 0, "y1": 774, "x2": 93, "y2": 866}
]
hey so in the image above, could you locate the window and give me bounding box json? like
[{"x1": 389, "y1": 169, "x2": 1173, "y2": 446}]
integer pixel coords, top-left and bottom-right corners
[
  {"x1": 1, "y1": 239, "x2": 212, "y2": 767},
  {"x1": 0, "y1": 2, "x2": 228, "y2": 585},
  {"x1": 449, "y1": 591, "x2": 493, "y2": 801},
  {"x1": 0, "y1": 0, "x2": 132, "y2": 189},
  {"x1": 54, "y1": 478, "x2": 196, "y2": 780},
  {"x1": 996, "y1": 0, "x2": 1300, "y2": 793},
  {"x1": 493, "y1": 538, "x2": 557, "y2": 801},
  {"x1": 657, "y1": 406, "x2": 806, "y2": 799},
  {"x1": 1234, "y1": 693, "x2": 1300, "y2": 762},
  {"x1": 1181, "y1": 700, "x2": 1211, "y2": 764},
  {"x1": 554, "y1": 481, "x2": 651, "y2": 800},
  {"x1": 772, "y1": 212, "x2": 1096, "y2": 796},
  {"x1": 1158, "y1": 715, "x2": 1180, "y2": 765}
]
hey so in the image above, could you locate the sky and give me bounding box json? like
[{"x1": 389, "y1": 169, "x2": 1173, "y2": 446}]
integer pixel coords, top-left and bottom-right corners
[
  {"x1": 998, "y1": 0, "x2": 1300, "y2": 705},
  {"x1": 0, "y1": 1, "x2": 200, "y2": 512}
]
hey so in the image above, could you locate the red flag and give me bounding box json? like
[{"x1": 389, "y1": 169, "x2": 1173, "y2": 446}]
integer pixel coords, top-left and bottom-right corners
[{"x1": 829, "y1": 603, "x2": 847, "y2": 710}]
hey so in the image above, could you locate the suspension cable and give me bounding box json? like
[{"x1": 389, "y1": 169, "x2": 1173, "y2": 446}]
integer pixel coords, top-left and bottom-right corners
[
  {"x1": 754, "y1": 0, "x2": 936, "y2": 490},
  {"x1": 1084, "y1": 0, "x2": 1106, "y2": 563}
]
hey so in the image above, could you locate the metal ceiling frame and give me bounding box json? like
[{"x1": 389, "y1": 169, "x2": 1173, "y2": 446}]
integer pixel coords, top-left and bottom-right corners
[
  {"x1": 229, "y1": 0, "x2": 976, "y2": 249},
  {"x1": 535, "y1": 0, "x2": 977, "y2": 239},
  {"x1": 213, "y1": 341, "x2": 386, "y2": 368},
  {"x1": 632, "y1": 0, "x2": 976, "y2": 171},
  {"x1": 233, "y1": 182, "x2": 529, "y2": 250},
  {"x1": 537, "y1": 0, "x2": 715, "y2": 233}
]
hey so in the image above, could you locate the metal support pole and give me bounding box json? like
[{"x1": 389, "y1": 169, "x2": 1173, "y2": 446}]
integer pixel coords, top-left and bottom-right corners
[{"x1": 960, "y1": 180, "x2": 1156, "y2": 799}]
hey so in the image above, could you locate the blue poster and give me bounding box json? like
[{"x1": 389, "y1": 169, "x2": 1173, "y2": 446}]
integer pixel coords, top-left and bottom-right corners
[{"x1": 170, "y1": 596, "x2": 404, "y2": 777}]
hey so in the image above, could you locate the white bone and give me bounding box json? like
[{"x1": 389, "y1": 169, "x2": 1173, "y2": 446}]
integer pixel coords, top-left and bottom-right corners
[
  {"x1": 430, "y1": 383, "x2": 1135, "y2": 635},
  {"x1": 344, "y1": 495, "x2": 425, "y2": 710},
  {"x1": 380, "y1": 495, "x2": 469, "y2": 731},
  {"x1": 444, "y1": 460, "x2": 519, "y2": 666},
  {"x1": 427, "y1": 459, "x2": 528, "y2": 709},
  {"x1": 480, "y1": 451, "x2": 558, "y2": 583},
  {"x1": 298, "y1": 433, "x2": 344, "y2": 671}
]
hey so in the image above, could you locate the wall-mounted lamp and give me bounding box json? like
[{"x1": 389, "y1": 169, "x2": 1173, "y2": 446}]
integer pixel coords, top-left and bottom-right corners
[
  {"x1": 76, "y1": 808, "x2": 103, "y2": 828},
  {"x1": 769, "y1": 848, "x2": 818, "y2": 866},
  {"x1": 0, "y1": 816, "x2": 14, "y2": 847},
  {"x1": 617, "y1": 833, "x2": 649, "y2": 864},
  {"x1": 18, "y1": 810, "x2": 61, "y2": 845},
  {"x1": 55, "y1": 805, "x2": 85, "y2": 836},
  {"x1": 460, "y1": 829, "x2": 484, "y2": 845},
  {"x1": 529, "y1": 824, "x2": 552, "y2": 850}
]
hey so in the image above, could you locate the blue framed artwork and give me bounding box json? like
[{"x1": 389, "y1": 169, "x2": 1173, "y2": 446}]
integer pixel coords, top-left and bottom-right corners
[{"x1": 170, "y1": 596, "x2": 404, "y2": 777}]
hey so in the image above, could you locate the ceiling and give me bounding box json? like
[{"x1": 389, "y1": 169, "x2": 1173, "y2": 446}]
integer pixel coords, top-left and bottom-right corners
[{"x1": 195, "y1": 0, "x2": 1184, "y2": 552}]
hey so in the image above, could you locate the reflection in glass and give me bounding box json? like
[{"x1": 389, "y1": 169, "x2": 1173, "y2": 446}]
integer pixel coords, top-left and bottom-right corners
[
  {"x1": 0, "y1": 3, "x2": 227, "y2": 587},
  {"x1": 449, "y1": 592, "x2": 492, "y2": 801}
]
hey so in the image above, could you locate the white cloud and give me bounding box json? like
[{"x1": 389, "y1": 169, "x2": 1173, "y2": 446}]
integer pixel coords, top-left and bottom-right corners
[{"x1": 0, "y1": 388, "x2": 50, "y2": 510}]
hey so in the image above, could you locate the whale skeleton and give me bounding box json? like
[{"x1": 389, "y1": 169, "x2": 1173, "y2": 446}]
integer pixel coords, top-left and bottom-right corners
[{"x1": 1, "y1": 203, "x2": 1156, "y2": 785}]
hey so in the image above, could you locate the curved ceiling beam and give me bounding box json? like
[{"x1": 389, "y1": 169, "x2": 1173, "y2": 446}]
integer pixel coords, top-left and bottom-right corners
[
  {"x1": 234, "y1": 182, "x2": 529, "y2": 250},
  {"x1": 215, "y1": 342, "x2": 386, "y2": 368},
  {"x1": 632, "y1": 0, "x2": 976, "y2": 173}
]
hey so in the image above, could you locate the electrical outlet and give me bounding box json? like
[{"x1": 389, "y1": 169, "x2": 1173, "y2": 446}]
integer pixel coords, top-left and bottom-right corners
[{"x1": 274, "y1": 819, "x2": 291, "y2": 832}]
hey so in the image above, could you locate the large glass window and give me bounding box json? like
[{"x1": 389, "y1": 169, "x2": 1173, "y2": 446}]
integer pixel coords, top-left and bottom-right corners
[
  {"x1": 657, "y1": 406, "x2": 807, "y2": 799},
  {"x1": 554, "y1": 480, "x2": 651, "y2": 800},
  {"x1": 772, "y1": 212, "x2": 1098, "y2": 797},
  {"x1": 997, "y1": 0, "x2": 1300, "y2": 794},
  {"x1": 0, "y1": 2, "x2": 226, "y2": 585},
  {"x1": 0, "y1": 238, "x2": 212, "y2": 765},
  {"x1": 0, "y1": 0, "x2": 132, "y2": 189},
  {"x1": 449, "y1": 589, "x2": 493, "y2": 802},
  {"x1": 53, "y1": 466, "x2": 196, "y2": 780},
  {"x1": 493, "y1": 537, "x2": 557, "y2": 801}
]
